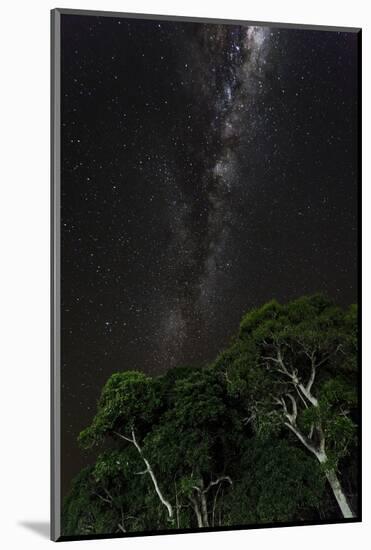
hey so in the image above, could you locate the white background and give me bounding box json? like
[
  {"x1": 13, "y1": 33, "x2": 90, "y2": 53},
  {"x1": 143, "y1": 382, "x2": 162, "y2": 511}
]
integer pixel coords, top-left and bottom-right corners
[{"x1": 0, "y1": 0, "x2": 368, "y2": 548}]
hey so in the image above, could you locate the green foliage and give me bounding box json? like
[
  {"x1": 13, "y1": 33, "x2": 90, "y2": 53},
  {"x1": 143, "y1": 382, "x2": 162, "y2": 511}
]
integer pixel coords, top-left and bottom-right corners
[
  {"x1": 239, "y1": 299, "x2": 283, "y2": 337},
  {"x1": 78, "y1": 370, "x2": 159, "y2": 449},
  {"x1": 63, "y1": 295, "x2": 358, "y2": 535},
  {"x1": 224, "y1": 439, "x2": 325, "y2": 524},
  {"x1": 62, "y1": 466, "x2": 119, "y2": 536},
  {"x1": 145, "y1": 367, "x2": 242, "y2": 479}
]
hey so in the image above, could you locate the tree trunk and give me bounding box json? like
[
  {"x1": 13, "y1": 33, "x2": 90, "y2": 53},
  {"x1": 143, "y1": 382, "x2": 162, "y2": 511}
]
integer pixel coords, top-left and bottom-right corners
[
  {"x1": 284, "y1": 422, "x2": 355, "y2": 520},
  {"x1": 200, "y1": 492, "x2": 209, "y2": 527},
  {"x1": 139, "y1": 455, "x2": 173, "y2": 518},
  {"x1": 325, "y1": 468, "x2": 355, "y2": 519},
  {"x1": 195, "y1": 507, "x2": 204, "y2": 528},
  {"x1": 212, "y1": 482, "x2": 222, "y2": 527},
  {"x1": 189, "y1": 496, "x2": 204, "y2": 527},
  {"x1": 123, "y1": 429, "x2": 174, "y2": 519}
]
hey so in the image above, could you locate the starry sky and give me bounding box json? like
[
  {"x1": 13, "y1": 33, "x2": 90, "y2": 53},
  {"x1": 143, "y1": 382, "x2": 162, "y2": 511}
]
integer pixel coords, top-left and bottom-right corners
[{"x1": 60, "y1": 14, "x2": 359, "y2": 498}]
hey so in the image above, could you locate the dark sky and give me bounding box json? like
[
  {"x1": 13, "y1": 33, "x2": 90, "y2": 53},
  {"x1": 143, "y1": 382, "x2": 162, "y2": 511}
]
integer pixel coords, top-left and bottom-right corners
[{"x1": 60, "y1": 14, "x2": 359, "y2": 499}]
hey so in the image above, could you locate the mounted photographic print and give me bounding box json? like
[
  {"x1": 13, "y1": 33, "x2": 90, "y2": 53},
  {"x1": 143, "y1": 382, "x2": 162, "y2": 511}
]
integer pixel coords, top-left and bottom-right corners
[{"x1": 51, "y1": 8, "x2": 361, "y2": 542}]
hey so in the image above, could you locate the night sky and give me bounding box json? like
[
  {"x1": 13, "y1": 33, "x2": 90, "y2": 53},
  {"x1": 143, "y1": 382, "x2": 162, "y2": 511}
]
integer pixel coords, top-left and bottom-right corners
[{"x1": 60, "y1": 14, "x2": 359, "y2": 498}]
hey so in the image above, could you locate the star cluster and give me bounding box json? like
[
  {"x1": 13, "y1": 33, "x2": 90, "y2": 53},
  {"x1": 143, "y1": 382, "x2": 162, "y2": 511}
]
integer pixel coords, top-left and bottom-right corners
[{"x1": 60, "y1": 15, "x2": 358, "y2": 497}]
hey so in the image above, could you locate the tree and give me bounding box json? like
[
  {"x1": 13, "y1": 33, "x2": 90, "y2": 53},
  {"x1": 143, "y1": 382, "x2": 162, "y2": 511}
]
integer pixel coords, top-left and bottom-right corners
[
  {"x1": 78, "y1": 370, "x2": 174, "y2": 522},
  {"x1": 228, "y1": 295, "x2": 357, "y2": 519},
  {"x1": 145, "y1": 367, "x2": 239, "y2": 528}
]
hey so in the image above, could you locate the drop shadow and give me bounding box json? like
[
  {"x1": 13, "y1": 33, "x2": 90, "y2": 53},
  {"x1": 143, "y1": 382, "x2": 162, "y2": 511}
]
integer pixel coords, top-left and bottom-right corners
[{"x1": 18, "y1": 521, "x2": 50, "y2": 539}]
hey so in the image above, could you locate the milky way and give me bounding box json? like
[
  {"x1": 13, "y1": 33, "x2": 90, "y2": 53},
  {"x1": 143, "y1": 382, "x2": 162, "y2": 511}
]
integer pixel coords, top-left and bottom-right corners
[
  {"x1": 151, "y1": 25, "x2": 274, "y2": 366},
  {"x1": 60, "y1": 14, "x2": 359, "y2": 497},
  {"x1": 196, "y1": 26, "x2": 271, "y2": 311}
]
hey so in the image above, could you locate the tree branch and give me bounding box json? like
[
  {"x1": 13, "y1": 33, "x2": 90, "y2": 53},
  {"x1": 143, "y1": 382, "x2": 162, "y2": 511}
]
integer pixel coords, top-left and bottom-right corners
[
  {"x1": 224, "y1": 370, "x2": 232, "y2": 385},
  {"x1": 298, "y1": 382, "x2": 318, "y2": 407},
  {"x1": 294, "y1": 384, "x2": 309, "y2": 408},
  {"x1": 285, "y1": 393, "x2": 297, "y2": 424},
  {"x1": 94, "y1": 491, "x2": 112, "y2": 505},
  {"x1": 130, "y1": 427, "x2": 174, "y2": 519},
  {"x1": 114, "y1": 427, "x2": 173, "y2": 519},
  {"x1": 306, "y1": 360, "x2": 317, "y2": 394},
  {"x1": 113, "y1": 430, "x2": 134, "y2": 444},
  {"x1": 308, "y1": 423, "x2": 314, "y2": 439},
  {"x1": 284, "y1": 422, "x2": 318, "y2": 456},
  {"x1": 204, "y1": 476, "x2": 232, "y2": 494}
]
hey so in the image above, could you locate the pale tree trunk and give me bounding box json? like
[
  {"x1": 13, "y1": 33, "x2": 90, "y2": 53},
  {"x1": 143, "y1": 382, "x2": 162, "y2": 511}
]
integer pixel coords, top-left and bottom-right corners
[
  {"x1": 114, "y1": 429, "x2": 173, "y2": 519},
  {"x1": 325, "y1": 467, "x2": 354, "y2": 519},
  {"x1": 212, "y1": 482, "x2": 223, "y2": 527},
  {"x1": 190, "y1": 477, "x2": 231, "y2": 528},
  {"x1": 189, "y1": 496, "x2": 204, "y2": 527},
  {"x1": 315, "y1": 449, "x2": 354, "y2": 519},
  {"x1": 194, "y1": 508, "x2": 203, "y2": 528},
  {"x1": 267, "y1": 346, "x2": 356, "y2": 521},
  {"x1": 200, "y1": 492, "x2": 209, "y2": 527},
  {"x1": 139, "y1": 454, "x2": 174, "y2": 519},
  {"x1": 285, "y1": 423, "x2": 355, "y2": 519},
  {"x1": 285, "y1": 424, "x2": 355, "y2": 519}
]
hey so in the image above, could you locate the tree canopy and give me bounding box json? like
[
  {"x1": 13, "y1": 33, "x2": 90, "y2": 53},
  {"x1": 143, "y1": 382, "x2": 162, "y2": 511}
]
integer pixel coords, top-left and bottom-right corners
[{"x1": 63, "y1": 295, "x2": 359, "y2": 536}]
